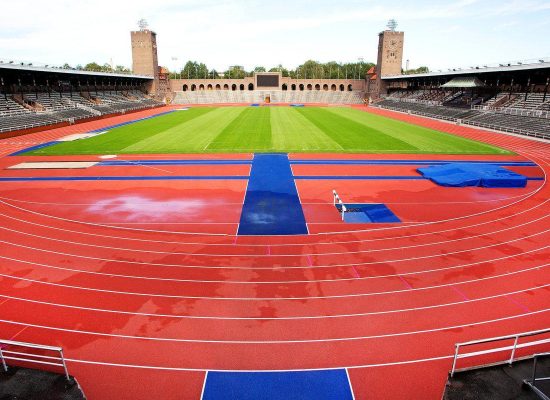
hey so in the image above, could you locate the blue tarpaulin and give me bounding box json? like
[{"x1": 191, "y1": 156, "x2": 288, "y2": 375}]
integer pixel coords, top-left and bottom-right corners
[
  {"x1": 202, "y1": 370, "x2": 354, "y2": 400},
  {"x1": 417, "y1": 163, "x2": 527, "y2": 188},
  {"x1": 335, "y1": 203, "x2": 401, "y2": 223}
]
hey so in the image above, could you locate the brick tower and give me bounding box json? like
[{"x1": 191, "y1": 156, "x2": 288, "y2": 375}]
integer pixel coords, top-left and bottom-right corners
[
  {"x1": 131, "y1": 23, "x2": 160, "y2": 96},
  {"x1": 373, "y1": 20, "x2": 404, "y2": 98}
]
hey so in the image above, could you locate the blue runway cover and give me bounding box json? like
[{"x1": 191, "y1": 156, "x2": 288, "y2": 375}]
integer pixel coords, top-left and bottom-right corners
[{"x1": 418, "y1": 163, "x2": 527, "y2": 188}]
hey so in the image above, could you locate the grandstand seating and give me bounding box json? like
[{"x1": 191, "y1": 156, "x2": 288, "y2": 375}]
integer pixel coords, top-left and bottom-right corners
[
  {"x1": 375, "y1": 98, "x2": 550, "y2": 140},
  {"x1": 173, "y1": 90, "x2": 365, "y2": 105},
  {"x1": 0, "y1": 91, "x2": 162, "y2": 133}
]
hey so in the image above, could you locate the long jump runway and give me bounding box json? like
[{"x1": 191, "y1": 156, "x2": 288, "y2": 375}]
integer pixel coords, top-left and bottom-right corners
[{"x1": 0, "y1": 106, "x2": 548, "y2": 399}]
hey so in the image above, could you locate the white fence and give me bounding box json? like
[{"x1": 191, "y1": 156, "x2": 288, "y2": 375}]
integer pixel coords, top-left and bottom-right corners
[
  {"x1": 450, "y1": 328, "x2": 550, "y2": 377},
  {"x1": 0, "y1": 339, "x2": 70, "y2": 380}
]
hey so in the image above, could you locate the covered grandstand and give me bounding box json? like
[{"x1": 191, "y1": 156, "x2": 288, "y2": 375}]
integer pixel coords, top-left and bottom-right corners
[
  {"x1": 373, "y1": 59, "x2": 550, "y2": 139},
  {"x1": 0, "y1": 62, "x2": 162, "y2": 135}
]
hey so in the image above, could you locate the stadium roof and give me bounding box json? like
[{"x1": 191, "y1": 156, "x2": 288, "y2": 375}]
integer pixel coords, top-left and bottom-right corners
[
  {"x1": 382, "y1": 59, "x2": 550, "y2": 80},
  {"x1": 0, "y1": 62, "x2": 153, "y2": 79},
  {"x1": 440, "y1": 76, "x2": 487, "y2": 88}
]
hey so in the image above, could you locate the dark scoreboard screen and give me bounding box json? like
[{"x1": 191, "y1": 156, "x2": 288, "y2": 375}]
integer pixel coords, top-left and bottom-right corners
[{"x1": 257, "y1": 74, "x2": 280, "y2": 87}]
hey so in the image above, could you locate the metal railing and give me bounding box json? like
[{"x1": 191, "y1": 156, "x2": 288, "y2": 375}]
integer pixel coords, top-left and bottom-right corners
[
  {"x1": 332, "y1": 190, "x2": 348, "y2": 221},
  {"x1": 0, "y1": 339, "x2": 70, "y2": 381},
  {"x1": 524, "y1": 353, "x2": 550, "y2": 400},
  {"x1": 450, "y1": 328, "x2": 550, "y2": 377},
  {"x1": 472, "y1": 105, "x2": 550, "y2": 119},
  {"x1": 373, "y1": 104, "x2": 550, "y2": 141}
]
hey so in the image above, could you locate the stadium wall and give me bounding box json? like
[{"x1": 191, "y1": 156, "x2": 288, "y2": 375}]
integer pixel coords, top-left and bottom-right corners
[{"x1": 170, "y1": 78, "x2": 366, "y2": 92}]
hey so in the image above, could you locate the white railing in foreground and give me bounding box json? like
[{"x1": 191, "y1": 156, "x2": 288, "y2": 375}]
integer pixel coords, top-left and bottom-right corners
[
  {"x1": 450, "y1": 328, "x2": 550, "y2": 377},
  {"x1": 524, "y1": 353, "x2": 550, "y2": 400},
  {"x1": 332, "y1": 190, "x2": 347, "y2": 221},
  {"x1": 0, "y1": 339, "x2": 70, "y2": 381}
]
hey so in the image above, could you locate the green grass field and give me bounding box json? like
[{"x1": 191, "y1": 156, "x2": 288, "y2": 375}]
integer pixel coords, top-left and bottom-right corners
[{"x1": 29, "y1": 107, "x2": 511, "y2": 155}]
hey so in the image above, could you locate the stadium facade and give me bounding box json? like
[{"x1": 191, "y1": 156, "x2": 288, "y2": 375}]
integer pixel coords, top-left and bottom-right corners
[{"x1": 0, "y1": 23, "x2": 549, "y2": 139}]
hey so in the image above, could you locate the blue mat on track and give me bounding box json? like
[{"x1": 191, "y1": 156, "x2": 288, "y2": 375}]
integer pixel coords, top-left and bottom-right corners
[
  {"x1": 238, "y1": 153, "x2": 308, "y2": 235},
  {"x1": 202, "y1": 370, "x2": 354, "y2": 400},
  {"x1": 336, "y1": 203, "x2": 401, "y2": 223},
  {"x1": 418, "y1": 163, "x2": 527, "y2": 188}
]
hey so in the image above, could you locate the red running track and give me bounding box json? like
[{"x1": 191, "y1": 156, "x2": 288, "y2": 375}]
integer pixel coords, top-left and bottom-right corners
[{"x1": 0, "y1": 106, "x2": 548, "y2": 399}]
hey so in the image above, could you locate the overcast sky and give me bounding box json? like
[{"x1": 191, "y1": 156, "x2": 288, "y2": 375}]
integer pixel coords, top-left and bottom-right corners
[{"x1": 1, "y1": 0, "x2": 549, "y2": 72}]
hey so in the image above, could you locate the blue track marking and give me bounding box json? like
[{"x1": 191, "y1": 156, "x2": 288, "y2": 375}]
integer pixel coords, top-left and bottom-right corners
[
  {"x1": 291, "y1": 159, "x2": 537, "y2": 166},
  {"x1": 238, "y1": 153, "x2": 308, "y2": 235},
  {"x1": 295, "y1": 176, "x2": 543, "y2": 181},
  {"x1": 9, "y1": 141, "x2": 61, "y2": 156},
  {"x1": 88, "y1": 110, "x2": 176, "y2": 133},
  {"x1": 295, "y1": 176, "x2": 425, "y2": 180},
  {"x1": 0, "y1": 176, "x2": 248, "y2": 182},
  {"x1": 336, "y1": 203, "x2": 401, "y2": 223},
  {"x1": 9, "y1": 110, "x2": 173, "y2": 156},
  {"x1": 202, "y1": 370, "x2": 354, "y2": 400},
  {"x1": 0, "y1": 175, "x2": 541, "y2": 183},
  {"x1": 99, "y1": 159, "x2": 252, "y2": 166}
]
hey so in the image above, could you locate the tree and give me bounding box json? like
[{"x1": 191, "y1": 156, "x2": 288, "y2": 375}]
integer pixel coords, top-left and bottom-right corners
[
  {"x1": 402, "y1": 66, "x2": 430, "y2": 75},
  {"x1": 269, "y1": 64, "x2": 289, "y2": 77},
  {"x1": 254, "y1": 66, "x2": 266, "y2": 73},
  {"x1": 83, "y1": 62, "x2": 103, "y2": 72},
  {"x1": 115, "y1": 65, "x2": 130, "y2": 73}
]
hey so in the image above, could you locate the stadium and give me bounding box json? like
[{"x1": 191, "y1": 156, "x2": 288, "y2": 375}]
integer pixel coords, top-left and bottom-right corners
[{"x1": 0, "y1": 5, "x2": 549, "y2": 400}]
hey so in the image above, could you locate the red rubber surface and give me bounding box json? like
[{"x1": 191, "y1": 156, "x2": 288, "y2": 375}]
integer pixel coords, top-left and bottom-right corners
[{"x1": 0, "y1": 106, "x2": 548, "y2": 399}]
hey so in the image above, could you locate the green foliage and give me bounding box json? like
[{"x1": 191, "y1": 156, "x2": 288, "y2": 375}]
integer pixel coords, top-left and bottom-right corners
[
  {"x1": 403, "y1": 66, "x2": 430, "y2": 75},
  {"x1": 173, "y1": 60, "x2": 375, "y2": 79}
]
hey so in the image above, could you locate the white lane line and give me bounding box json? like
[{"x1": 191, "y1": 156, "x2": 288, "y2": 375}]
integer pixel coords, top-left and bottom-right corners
[
  {"x1": 0, "y1": 274, "x2": 547, "y2": 320},
  {"x1": 345, "y1": 368, "x2": 356, "y2": 400},
  {"x1": 0, "y1": 261, "x2": 547, "y2": 301},
  {"x1": 200, "y1": 371, "x2": 208, "y2": 400},
  {"x1": 0, "y1": 153, "x2": 545, "y2": 237},
  {"x1": 1, "y1": 245, "x2": 545, "y2": 285},
  {"x1": 0, "y1": 303, "x2": 547, "y2": 343},
  {"x1": 0, "y1": 227, "x2": 547, "y2": 271},
  {"x1": 0, "y1": 211, "x2": 547, "y2": 257},
  {"x1": 0, "y1": 192, "x2": 546, "y2": 248},
  {"x1": 60, "y1": 353, "x2": 454, "y2": 372}
]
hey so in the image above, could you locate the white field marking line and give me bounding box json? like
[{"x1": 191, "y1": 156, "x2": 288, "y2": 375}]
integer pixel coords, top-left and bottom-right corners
[
  {"x1": 97, "y1": 158, "x2": 174, "y2": 174},
  {"x1": 1, "y1": 196, "x2": 537, "y2": 206},
  {"x1": 0, "y1": 227, "x2": 547, "y2": 271},
  {"x1": 0, "y1": 194, "x2": 547, "y2": 250},
  {"x1": 62, "y1": 354, "x2": 455, "y2": 372},
  {"x1": 0, "y1": 172, "x2": 543, "y2": 237},
  {"x1": 0, "y1": 154, "x2": 545, "y2": 238},
  {"x1": 0, "y1": 245, "x2": 546, "y2": 285},
  {"x1": 200, "y1": 371, "x2": 208, "y2": 400},
  {"x1": 0, "y1": 211, "x2": 547, "y2": 258},
  {"x1": 0, "y1": 278, "x2": 547, "y2": 322},
  {"x1": 0, "y1": 150, "x2": 547, "y2": 242},
  {"x1": 292, "y1": 163, "x2": 309, "y2": 234},
  {"x1": 345, "y1": 368, "x2": 356, "y2": 400},
  {"x1": 235, "y1": 167, "x2": 250, "y2": 235},
  {"x1": 0, "y1": 259, "x2": 547, "y2": 301},
  {"x1": 0, "y1": 299, "x2": 547, "y2": 344}
]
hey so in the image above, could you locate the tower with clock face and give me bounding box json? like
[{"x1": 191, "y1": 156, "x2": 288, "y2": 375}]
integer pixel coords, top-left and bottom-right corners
[{"x1": 373, "y1": 28, "x2": 404, "y2": 97}]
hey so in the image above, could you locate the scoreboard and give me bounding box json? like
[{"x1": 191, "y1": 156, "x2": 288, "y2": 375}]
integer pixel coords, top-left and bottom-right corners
[{"x1": 255, "y1": 73, "x2": 280, "y2": 88}]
